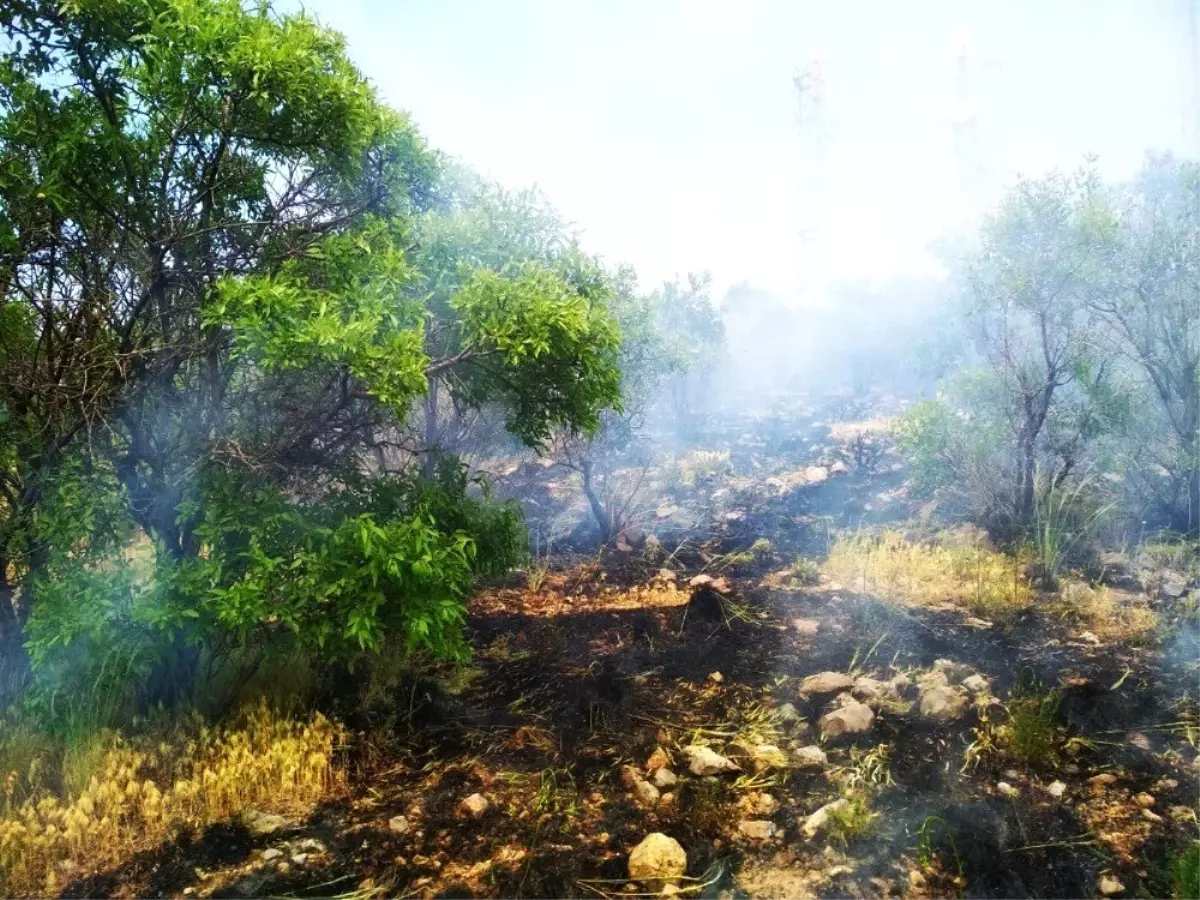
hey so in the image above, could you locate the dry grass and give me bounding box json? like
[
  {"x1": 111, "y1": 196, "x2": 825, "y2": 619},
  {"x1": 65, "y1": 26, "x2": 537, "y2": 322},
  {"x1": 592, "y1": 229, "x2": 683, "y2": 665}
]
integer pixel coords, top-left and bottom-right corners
[
  {"x1": 0, "y1": 702, "x2": 344, "y2": 897},
  {"x1": 1056, "y1": 582, "x2": 1158, "y2": 643},
  {"x1": 823, "y1": 530, "x2": 1031, "y2": 619},
  {"x1": 671, "y1": 449, "x2": 732, "y2": 487},
  {"x1": 828, "y1": 418, "x2": 894, "y2": 442}
]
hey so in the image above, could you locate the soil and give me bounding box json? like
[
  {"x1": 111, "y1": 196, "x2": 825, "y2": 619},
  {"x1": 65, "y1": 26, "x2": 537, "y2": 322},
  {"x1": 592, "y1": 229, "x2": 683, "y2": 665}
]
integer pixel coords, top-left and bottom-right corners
[{"x1": 60, "y1": 399, "x2": 1200, "y2": 900}]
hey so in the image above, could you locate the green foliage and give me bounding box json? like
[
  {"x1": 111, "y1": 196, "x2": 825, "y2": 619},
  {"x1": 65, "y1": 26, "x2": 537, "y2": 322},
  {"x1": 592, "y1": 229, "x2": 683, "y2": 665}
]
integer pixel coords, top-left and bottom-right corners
[
  {"x1": 1172, "y1": 841, "x2": 1200, "y2": 900},
  {"x1": 0, "y1": 0, "x2": 626, "y2": 721},
  {"x1": 1003, "y1": 682, "x2": 1063, "y2": 763}
]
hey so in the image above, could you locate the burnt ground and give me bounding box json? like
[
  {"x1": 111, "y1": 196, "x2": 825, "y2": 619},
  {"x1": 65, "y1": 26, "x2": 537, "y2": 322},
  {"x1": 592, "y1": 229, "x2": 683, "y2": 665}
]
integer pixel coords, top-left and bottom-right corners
[{"x1": 60, "y1": 400, "x2": 1200, "y2": 900}]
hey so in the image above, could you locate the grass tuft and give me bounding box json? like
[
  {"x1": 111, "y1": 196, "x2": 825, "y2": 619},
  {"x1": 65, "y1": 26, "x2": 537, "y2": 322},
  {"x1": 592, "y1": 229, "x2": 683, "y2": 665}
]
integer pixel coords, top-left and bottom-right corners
[
  {"x1": 0, "y1": 701, "x2": 344, "y2": 898},
  {"x1": 823, "y1": 530, "x2": 1031, "y2": 619}
]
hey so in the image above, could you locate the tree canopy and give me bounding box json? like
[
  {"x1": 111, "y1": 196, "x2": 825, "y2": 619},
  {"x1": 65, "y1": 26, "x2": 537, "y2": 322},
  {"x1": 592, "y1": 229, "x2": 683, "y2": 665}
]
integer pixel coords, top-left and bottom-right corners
[{"x1": 0, "y1": 0, "x2": 624, "y2": 713}]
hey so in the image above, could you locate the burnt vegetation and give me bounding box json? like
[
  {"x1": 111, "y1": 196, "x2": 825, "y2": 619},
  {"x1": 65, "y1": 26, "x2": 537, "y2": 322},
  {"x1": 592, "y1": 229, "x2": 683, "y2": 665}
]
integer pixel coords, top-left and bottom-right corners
[{"x1": 0, "y1": 2, "x2": 1198, "y2": 899}]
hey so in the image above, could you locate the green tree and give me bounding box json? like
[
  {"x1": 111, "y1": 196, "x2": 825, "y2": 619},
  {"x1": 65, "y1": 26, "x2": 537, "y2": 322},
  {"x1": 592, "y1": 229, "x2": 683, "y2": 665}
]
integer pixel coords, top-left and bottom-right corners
[
  {"x1": 966, "y1": 166, "x2": 1113, "y2": 529},
  {"x1": 1091, "y1": 154, "x2": 1200, "y2": 532},
  {"x1": 0, "y1": 0, "x2": 622, "y2": 714}
]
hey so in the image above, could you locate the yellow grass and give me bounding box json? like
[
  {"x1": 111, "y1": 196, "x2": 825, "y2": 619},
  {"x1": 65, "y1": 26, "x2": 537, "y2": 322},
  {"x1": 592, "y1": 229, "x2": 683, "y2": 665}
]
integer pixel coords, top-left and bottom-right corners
[
  {"x1": 1057, "y1": 582, "x2": 1158, "y2": 642},
  {"x1": 823, "y1": 530, "x2": 1031, "y2": 619},
  {"x1": 828, "y1": 418, "x2": 894, "y2": 442},
  {"x1": 0, "y1": 702, "x2": 344, "y2": 897}
]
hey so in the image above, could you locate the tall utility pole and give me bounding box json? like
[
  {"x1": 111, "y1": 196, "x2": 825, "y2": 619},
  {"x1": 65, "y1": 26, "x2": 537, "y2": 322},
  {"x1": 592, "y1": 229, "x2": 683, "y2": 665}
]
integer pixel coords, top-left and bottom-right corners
[
  {"x1": 950, "y1": 29, "x2": 980, "y2": 222},
  {"x1": 1187, "y1": 0, "x2": 1200, "y2": 156},
  {"x1": 793, "y1": 55, "x2": 828, "y2": 307}
]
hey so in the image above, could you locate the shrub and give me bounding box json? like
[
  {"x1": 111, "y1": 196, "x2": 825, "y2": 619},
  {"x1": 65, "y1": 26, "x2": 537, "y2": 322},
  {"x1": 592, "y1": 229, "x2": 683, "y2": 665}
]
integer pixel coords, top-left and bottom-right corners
[
  {"x1": 1173, "y1": 841, "x2": 1200, "y2": 900},
  {"x1": 1003, "y1": 684, "x2": 1063, "y2": 763}
]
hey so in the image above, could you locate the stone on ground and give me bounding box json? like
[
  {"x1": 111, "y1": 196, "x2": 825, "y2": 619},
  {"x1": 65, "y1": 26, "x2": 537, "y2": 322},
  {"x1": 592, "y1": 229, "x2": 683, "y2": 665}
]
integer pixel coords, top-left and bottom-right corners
[
  {"x1": 793, "y1": 745, "x2": 828, "y2": 770},
  {"x1": 819, "y1": 699, "x2": 874, "y2": 738},
  {"x1": 802, "y1": 798, "x2": 850, "y2": 839},
  {"x1": 683, "y1": 745, "x2": 740, "y2": 776},
  {"x1": 459, "y1": 793, "x2": 490, "y2": 818},
  {"x1": 388, "y1": 815, "x2": 409, "y2": 834},
  {"x1": 919, "y1": 685, "x2": 969, "y2": 722},
  {"x1": 791, "y1": 618, "x2": 821, "y2": 635},
  {"x1": 1097, "y1": 874, "x2": 1125, "y2": 896},
  {"x1": 798, "y1": 671, "x2": 855, "y2": 697},
  {"x1": 634, "y1": 780, "x2": 661, "y2": 806},
  {"x1": 775, "y1": 702, "x2": 801, "y2": 725},
  {"x1": 961, "y1": 674, "x2": 989, "y2": 693},
  {"x1": 652, "y1": 768, "x2": 678, "y2": 789},
  {"x1": 1047, "y1": 780, "x2": 1067, "y2": 798},
  {"x1": 242, "y1": 809, "x2": 289, "y2": 836},
  {"x1": 738, "y1": 820, "x2": 777, "y2": 840},
  {"x1": 628, "y1": 833, "x2": 687, "y2": 882}
]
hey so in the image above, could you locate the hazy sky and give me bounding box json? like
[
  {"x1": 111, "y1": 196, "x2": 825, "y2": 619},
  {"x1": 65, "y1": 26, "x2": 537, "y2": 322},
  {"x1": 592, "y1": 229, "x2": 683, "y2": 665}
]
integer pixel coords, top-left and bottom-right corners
[{"x1": 293, "y1": 0, "x2": 1199, "y2": 301}]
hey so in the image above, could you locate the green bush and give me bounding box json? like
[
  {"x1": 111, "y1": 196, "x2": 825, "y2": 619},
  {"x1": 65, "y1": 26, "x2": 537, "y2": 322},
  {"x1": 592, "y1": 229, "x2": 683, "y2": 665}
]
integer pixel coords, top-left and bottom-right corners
[{"x1": 1173, "y1": 841, "x2": 1200, "y2": 900}]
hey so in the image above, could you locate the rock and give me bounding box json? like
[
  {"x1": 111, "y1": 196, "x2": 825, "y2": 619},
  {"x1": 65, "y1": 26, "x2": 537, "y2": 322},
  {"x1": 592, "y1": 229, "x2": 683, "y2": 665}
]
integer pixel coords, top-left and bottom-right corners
[
  {"x1": 634, "y1": 780, "x2": 661, "y2": 806},
  {"x1": 933, "y1": 659, "x2": 974, "y2": 684},
  {"x1": 798, "y1": 671, "x2": 855, "y2": 697},
  {"x1": 747, "y1": 793, "x2": 778, "y2": 816},
  {"x1": 646, "y1": 747, "x2": 670, "y2": 772},
  {"x1": 961, "y1": 674, "x2": 989, "y2": 693},
  {"x1": 620, "y1": 765, "x2": 643, "y2": 791},
  {"x1": 459, "y1": 793, "x2": 490, "y2": 818},
  {"x1": 791, "y1": 618, "x2": 821, "y2": 635},
  {"x1": 628, "y1": 833, "x2": 687, "y2": 882},
  {"x1": 830, "y1": 460, "x2": 849, "y2": 475},
  {"x1": 997, "y1": 782, "x2": 1019, "y2": 798},
  {"x1": 1133, "y1": 792, "x2": 1155, "y2": 808},
  {"x1": 802, "y1": 798, "x2": 850, "y2": 839},
  {"x1": 852, "y1": 676, "x2": 897, "y2": 702},
  {"x1": 652, "y1": 768, "x2": 678, "y2": 789},
  {"x1": 1089, "y1": 773, "x2": 1118, "y2": 788},
  {"x1": 291, "y1": 853, "x2": 309, "y2": 866},
  {"x1": 683, "y1": 745, "x2": 740, "y2": 776},
  {"x1": 819, "y1": 700, "x2": 874, "y2": 738},
  {"x1": 1077, "y1": 630, "x2": 1102, "y2": 646},
  {"x1": 919, "y1": 685, "x2": 969, "y2": 722},
  {"x1": 708, "y1": 671, "x2": 724, "y2": 684},
  {"x1": 1127, "y1": 732, "x2": 1152, "y2": 751},
  {"x1": 738, "y1": 820, "x2": 777, "y2": 840},
  {"x1": 388, "y1": 815, "x2": 409, "y2": 835},
  {"x1": 1141, "y1": 808, "x2": 1163, "y2": 823},
  {"x1": 655, "y1": 568, "x2": 676, "y2": 582},
  {"x1": 1160, "y1": 571, "x2": 1188, "y2": 600},
  {"x1": 262, "y1": 848, "x2": 284, "y2": 861},
  {"x1": 710, "y1": 577, "x2": 732, "y2": 594},
  {"x1": 964, "y1": 617, "x2": 994, "y2": 629},
  {"x1": 793, "y1": 745, "x2": 829, "y2": 770},
  {"x1": 1097, "y1": 874, "x2": 1125, "y2": 896},
  {"x1": 888, "y1": 672, "x2": 912, "y2": 694},
  {"x1": 299, "y1": 838, "x2": 324, "y2": 853},
  {"x1": 775, "y1": 702, "x2": 801, "y2": 726},
  {"x1": 689, "y1": 574, "x2": 714, "y2": 588},
  {"x1": 656, "y1": 503, "x2": 680, "y2": 519},
  {"x1": 1047, "y1": 780, "x2": 1067, "y2": 798},
  {"x1": 242, "y1": 809, "x2": 289, "y2": 836},
  {"x1": 916, "y1": 669, "x2": 949, "y2": 691}
]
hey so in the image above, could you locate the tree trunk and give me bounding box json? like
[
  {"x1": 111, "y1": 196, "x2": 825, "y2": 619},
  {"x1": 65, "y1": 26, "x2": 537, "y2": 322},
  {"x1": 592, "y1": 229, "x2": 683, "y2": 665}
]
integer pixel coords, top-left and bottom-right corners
[
  {"x1": 422, "y1": 376, "x2": 440, "y2": 480},
  {"x1": 580, "y1": 459, "x2": 616, "y2": 540},
  {"x1": 1017, "y1": 434, "x2": 1037, "y2": 526},
  {"x1": 0, "y1": 566, "x2": 30, "y2": 709}
]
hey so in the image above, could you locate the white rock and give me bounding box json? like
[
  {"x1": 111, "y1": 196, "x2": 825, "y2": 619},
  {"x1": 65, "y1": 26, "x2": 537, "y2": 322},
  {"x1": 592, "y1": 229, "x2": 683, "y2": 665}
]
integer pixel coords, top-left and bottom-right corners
[
  {"x1": 919, "y1": 685, "x2": 969, "y2": 722},
  {"x1": 628, "y1": 833, "x2": 687, "y2": 882},
  {"x1": 793, "y1": 746, "x2": 829, "y2": 770},
  {"x1": 262, "y1": 848, "x2": 283, "y2": 861},
  {"x1": 737, "y1": 820, "x2": 777, "y2": 840},
  {"x1": 634, "y1": 780, "x2": 661, "y2": 806},
  {"x1": 1047, "y1": 781, "x2": 1067, "y2": 798},
  {"x1": 997, "y1": 782, "x2": 1019, "y2": 798},
  {"x1": 775, "y1": 702, "x2": 801, "y2": 725},
  {"x1": 798, "y1": 671, "x2": 855, "y2": 696},
  {"x1": 459, "y1": 793, "x2": 490, "y2": 818},
  {"x1": 1097, "y1": 874, "x2": 1125, "y2": 896},
  {"x1": 961, "y1": 674, "x2": 989, "y2": 693},
  {"x1": 708, "y1": 671, "x2": 724, "y2": 683},
  {"x1": 652, "y1": 768, "x2": 678, "y2": 789},
  {"x1": 802, "y1": 798, "x2": 850, "y2": 839},
  {"x1": 683, "y1": 745, "x2": 740, "y2": 776},
  {"x1": 819, "y1": 700, "x2": 874, "y2": 737}
]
